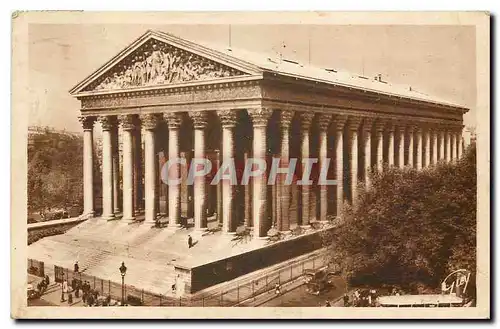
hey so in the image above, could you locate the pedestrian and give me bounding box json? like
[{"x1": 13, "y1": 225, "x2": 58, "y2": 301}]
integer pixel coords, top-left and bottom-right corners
[
  {"x1": 62, "y1": 279, "x2": 68, "y2": 294},
  {"x1": 171, "y1": 283, "x2": 176, "y2": 294},
  {"x1": 44, "y1": 274, "x2": 50, "y2": 286},
  {"x1": 87, "y1": 293, "x2": 94, "y2": 307},
  {"x1": 343, "y1": 293, "x2": 349, "y2": 307},
  {"x1": 188, "y1": 235, "x2": 193, "y2": 248},
  {"x1": 274, "y1": 282, "x2": 281, "y2": 295},
  {"x1": 325, "y1": 300, "x2": 331, "y2": 307},
  {"x1": 68, "y1": 293, "x2": 73, "y2": 304},
  {"x1": 60, "y1": 282, "x2": 66, "y2": 302},
  {"x1": 74, "y1": 261, "x2": 79, "y2": 273}
]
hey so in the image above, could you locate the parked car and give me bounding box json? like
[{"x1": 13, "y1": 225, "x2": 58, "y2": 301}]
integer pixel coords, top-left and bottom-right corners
[
  {"x1": 303, "y1": 268, "x2": 339, "y2": 295},
  {"x1": 27, "y1": 284, "x2": 40, "y2": 300}
]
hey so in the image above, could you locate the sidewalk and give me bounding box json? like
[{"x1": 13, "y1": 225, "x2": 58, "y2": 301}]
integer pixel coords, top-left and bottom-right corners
[{"x1": 28, "y1": 274, "x2": 84, "y2": 307}]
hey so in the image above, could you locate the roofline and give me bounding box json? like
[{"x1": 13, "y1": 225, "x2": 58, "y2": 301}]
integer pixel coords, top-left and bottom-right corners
[
  {"x1": 263, "y1": 71, "x2": 470, "y2": 113},
  {"x1": 69, "y1": 29, "x2": 471, "y2": 113},
  {"x1": 69, "y1": 29, "x2": 263, "y2": 95}
]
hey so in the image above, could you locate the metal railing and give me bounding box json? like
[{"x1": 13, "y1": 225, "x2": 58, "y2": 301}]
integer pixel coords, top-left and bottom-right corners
[{"x1": 30, "y1": 252, "x2": 326, "y2": 306}]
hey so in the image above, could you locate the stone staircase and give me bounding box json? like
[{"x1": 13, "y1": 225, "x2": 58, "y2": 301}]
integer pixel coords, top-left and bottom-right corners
[{"x1": 28, "y1": 219, "x2": 181, "y2": 296}]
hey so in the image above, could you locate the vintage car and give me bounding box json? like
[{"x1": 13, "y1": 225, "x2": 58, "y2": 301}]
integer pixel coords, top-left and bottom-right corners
[
  {"x1": 27, "y1": 284, "x2": 41, "y2": 300},
  {"x1": 303, "y1": 268, "x2": 339, "y2": 295}
]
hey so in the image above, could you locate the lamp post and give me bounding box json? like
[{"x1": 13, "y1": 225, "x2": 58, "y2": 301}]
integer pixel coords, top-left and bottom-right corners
[{"x1": 119, "y1": 261, "x2": 127, "y2": 306}]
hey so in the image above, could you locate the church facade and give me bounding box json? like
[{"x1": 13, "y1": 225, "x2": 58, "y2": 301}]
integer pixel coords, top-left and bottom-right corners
[
  {"x1": 53, "y1": 30, "x2": 471, "y2": 293},
  {"x1": 71, "y1": 30, "x2": 468, "y2": 238}
]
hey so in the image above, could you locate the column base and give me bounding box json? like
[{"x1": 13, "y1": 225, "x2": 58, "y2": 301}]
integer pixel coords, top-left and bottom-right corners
[
  {"x1": 191, "y1": 228, "x2": 208, "y2": 238},
  {"x1": 82, "y1": 211, "x2": 95, "y2": 218},
  {"x1": 253, "y1": 235, "x2": 269, "y2": 240},
  {"x1": 101, "y1": 213, "x2": 115, "y2": 220},
  {"x1": 122, "y1": 216, "x2": 136, "y2": 222},
  {"x1": 167, "y1": 223, "x2": 182, "y2": 230}
]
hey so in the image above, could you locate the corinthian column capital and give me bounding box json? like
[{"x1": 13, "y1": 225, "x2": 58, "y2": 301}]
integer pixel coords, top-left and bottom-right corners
[
  {"x1": 98, "y1": 115, "x2": 117, "y2": 131},
  {"x1": 361, "y1": 117, "x2": 375, "y2": 132},
  {"x1": 279, "y1": 110, "x2": 294, "y2": 128},
  {"x1": 79, "y1": 115, "x2": 96, "y2": 131},
  {"x1": 217, "y1": 110, "x2": 238, "y2": 127},
  {"x1": 163, "y1": 112, "x2": 183, "y2": 129},
  {"x1": 373, "y1": 119, "x2": 386, "y2": 132},
  {"x1": 331, "y1": 114, "x2": 348, "y2": 131},
  {"x1": 140, "y1": 113, "x2": 161, "y2": 130},
  {"x1": 299, "y1": 111, "x2": 315, "y2": 130},
  {"x1": 346, "y1": 116, "x2": 362, "y2": 131},
  {"x1": 385, "y1": 120, "x2": 396, "y2": 132},
  {"x1": 316, "y1": 113, "x2": 333, "y2": 132},
  {"x1": 248, "y1": 108, "x2": 273, "y2": 127},
  {"x1": 118, "y1": 114, "x2": 138, "y2": 131},
  {"x1": 189, "y1": 111, "x2": 209, "y2": 129}
]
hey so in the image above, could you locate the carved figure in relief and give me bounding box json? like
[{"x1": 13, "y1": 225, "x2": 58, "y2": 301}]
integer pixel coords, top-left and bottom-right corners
[{"x1": 92, "y1": 41, "x2": 242, "y2": 90}]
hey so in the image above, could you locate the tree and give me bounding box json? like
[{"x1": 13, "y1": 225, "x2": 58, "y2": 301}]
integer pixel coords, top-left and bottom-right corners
[
  {"x1": 28, "y1": 128, "x2": 84, "y2": 218},
  {"x1": 328, "y1": 143, "x2": 476, "y2": 291}
]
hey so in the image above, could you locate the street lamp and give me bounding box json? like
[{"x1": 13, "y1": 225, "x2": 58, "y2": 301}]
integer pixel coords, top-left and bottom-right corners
[{"x1": 119, "y1": 261, "x2": 127, "y2": 306}]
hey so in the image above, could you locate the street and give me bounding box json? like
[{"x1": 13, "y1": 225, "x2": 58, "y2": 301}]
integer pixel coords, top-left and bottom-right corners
[{"x1": 259, "y1": 276, "x2": 347, "y2": 307}]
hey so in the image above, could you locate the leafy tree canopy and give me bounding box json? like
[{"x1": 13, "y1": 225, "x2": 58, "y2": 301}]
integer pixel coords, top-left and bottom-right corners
[
  {"x1": 328, "y1": 143, "x2": 476, "y2": 292},
  {"x1": 28, "y1": 128, "x2": 84, "y2": 216}
]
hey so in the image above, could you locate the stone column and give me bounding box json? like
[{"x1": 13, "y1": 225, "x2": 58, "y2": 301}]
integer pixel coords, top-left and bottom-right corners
[
  {"x1": 439, "y1": 130, "x2": 445, "y2": 161},
  {"x1": 332, "y1": 116, "x2": 347, "y2": 217},
  {"x1": 141, "y1": 114, "x2": 160, "y2": 223},
  {"x1": 432, "y1": 128, "x2": 438, "y2": 165},
  {"x1": 112, "y1": 126, "x2": 121, "y2": 214},
  {"x1": 99, "y1": 116, "x2": 115, "y2": 220},
  {"x1": 244, "y1": 152, "x2": 252, "y2": 227},
  {"x1": 248, "y1": 108, "x2": 273, "y2": 238},
  {"x1": 457, "y1": 129, "x2": 464, "y2": 159},
  {"x1": 133, "y1": 127, "x2": 143, "y2": 214},
  {"x1": 415, "y1": 126, "x2": 423, "y2": 170},
  {"x1": 119, "y1": 115, "x2": 136, "y2": 221},
  {"x1": 299, "y1": 112, "x2": 314, "y2": 226},
  {"x1": 450, "y1": 130, "x2": 457, "y2": 162},
  {"x1": 189, "y1": 112, "x2": 209, "y2": 231},
  {"x1": 317, "y1": 113, "x2": 331, "y2": 222},
  {"x1": 278, "y1": 110, "x2": 294, "y2": 231},
  {"x1": 347, "y1": 117, "x2": 361, "y2": 205},
  {"x1": 386, "y1": 122, "x2": 395, "y2": 167},
  {"x1": 217, "y1": 110, "x2": 237, "y2": 233},
  {"x1": 163, "y1": 112, "x2": 182, "y2": 228},
  {"x1": 423, "y1": 127, "x2": 431, "y2": 168},
  {"x1": 362, "y1": 118, "x2": 374, "y2": 188},
  {"x1": 397, "y1": 126, "x2": 405, "y2": 168},
  {"x1": 374, "y1": 120, "x2": 385, "y2": 171},
  {"x1": 79, "y1": 116, "x2": 96, "y2": 217},
  {"x1": 407, "y1": 126, "x2": 414, "y2": 167},
  {"x1": 446, "y1": 129, "x2": 452, "y2": 163}
]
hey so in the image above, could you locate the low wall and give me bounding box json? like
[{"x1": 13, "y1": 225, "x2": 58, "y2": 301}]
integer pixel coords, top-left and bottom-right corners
[
  {"x1": 184, "y1": 228, "x2": 332, "y2": 293},
  {"x1": 27, "y1": 218, "x2": 86, "y2": 245}
]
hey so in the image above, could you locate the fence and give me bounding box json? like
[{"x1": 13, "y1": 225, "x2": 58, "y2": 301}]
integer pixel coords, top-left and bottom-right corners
[{"x1": 38, "y1": 252, "x2": 326, "y2": 306}]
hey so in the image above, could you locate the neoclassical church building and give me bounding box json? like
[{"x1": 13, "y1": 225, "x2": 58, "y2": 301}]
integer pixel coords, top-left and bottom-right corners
[{"x1": 29, "y1": 30, "x2": 468, "y2": 296}]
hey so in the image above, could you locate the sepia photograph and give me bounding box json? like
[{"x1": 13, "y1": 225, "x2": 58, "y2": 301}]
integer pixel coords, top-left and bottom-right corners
[{"x1": 11, "y1": 11, "x2": 490, "y2": 319}]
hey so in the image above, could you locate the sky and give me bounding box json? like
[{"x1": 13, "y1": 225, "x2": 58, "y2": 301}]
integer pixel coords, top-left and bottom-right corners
[{"x1": 28, "y1": 24, "x2": 476, "y2": 132}]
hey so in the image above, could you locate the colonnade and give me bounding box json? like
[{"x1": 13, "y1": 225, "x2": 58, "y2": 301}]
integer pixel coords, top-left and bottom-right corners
[{"x1": 79, "y1": 110, "x2": 464, "y2": 239}]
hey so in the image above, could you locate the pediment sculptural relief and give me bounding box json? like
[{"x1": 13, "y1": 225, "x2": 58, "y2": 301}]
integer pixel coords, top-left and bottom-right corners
[{"x1": 85, "y1": 39, "x2": 246, "y2": 91}]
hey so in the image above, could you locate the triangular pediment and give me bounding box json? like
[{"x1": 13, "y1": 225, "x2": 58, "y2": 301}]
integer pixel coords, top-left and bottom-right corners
[{"x1": 70, "y1": 30, "x2": 262, "y2": 95}]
